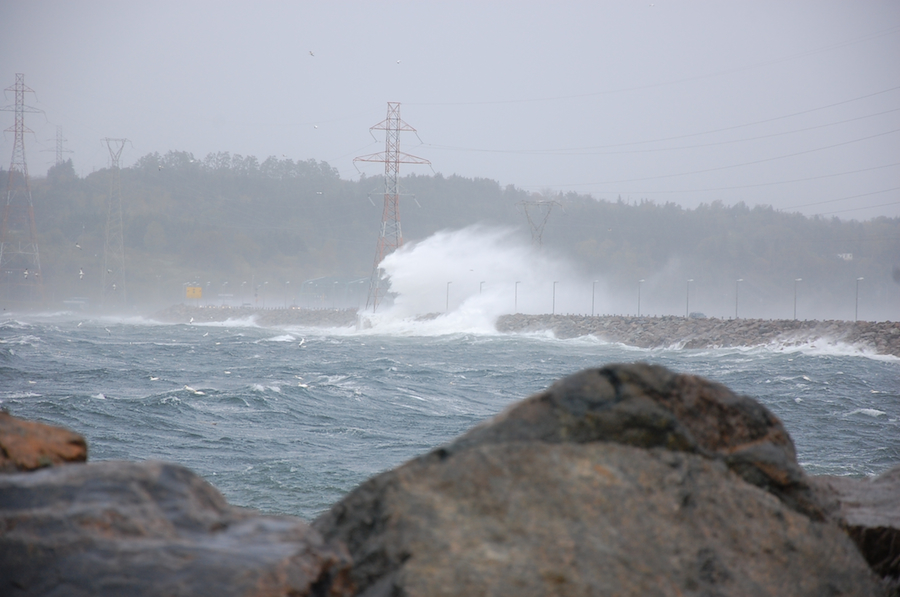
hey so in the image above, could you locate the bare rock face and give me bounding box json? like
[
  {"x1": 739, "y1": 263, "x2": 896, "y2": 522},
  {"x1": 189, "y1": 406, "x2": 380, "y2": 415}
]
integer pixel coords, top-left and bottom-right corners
[
  {"x1": 0, "y1": 411, "x2": 87, "y2": 472},
  {"x1": 0, "y1": 460, "x2": 353, "y2": 597},
  {"x1": 314, "y1": 363, "x2": 881, "y2": 597},
  {"x1": 812, "y1": 465, "x2": 900, "y2": 592},
  {"x1": 445, "y1": 362, "x2": 824, "y2": 519}
]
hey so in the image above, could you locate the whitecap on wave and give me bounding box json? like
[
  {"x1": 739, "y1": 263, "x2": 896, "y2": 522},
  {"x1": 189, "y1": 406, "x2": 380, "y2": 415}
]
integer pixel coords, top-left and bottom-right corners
[
  {"x1": 251, "y1": 384, "x2": 282, "y2": 393},
  {"x1": 764, "y1": 336, "x2": 899, "y2": 362},
  {"x1": 1, "y1": 392, "x2": 41, "y2": 399},
  {"x1": 191, "y1": 316, "x2": 260, "y2": 328},
  {"x1": 256, "y1": 334, "x2": 295, "y2": 343},
  {"x1": 0, "y1": 319, "x2": 32, "y2": 330},
  {"x1": 0, "y1": 334, "x2": 41, "y2": 346},
  {"x1": 845, "y1": 408, "x2": 887, "y2": 418}
]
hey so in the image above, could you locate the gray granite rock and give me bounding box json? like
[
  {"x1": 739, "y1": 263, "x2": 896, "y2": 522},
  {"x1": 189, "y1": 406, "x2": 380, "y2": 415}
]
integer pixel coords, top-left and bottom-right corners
[
  {"x1": 812, "y1": 465, "x2": 900, "y2": 594},
  {"x1": 0, "y1": 460, "x2": 352, "y2": 597},
  {"x1": 314, "y1": 363, "x2": 882, "y2": 596}
]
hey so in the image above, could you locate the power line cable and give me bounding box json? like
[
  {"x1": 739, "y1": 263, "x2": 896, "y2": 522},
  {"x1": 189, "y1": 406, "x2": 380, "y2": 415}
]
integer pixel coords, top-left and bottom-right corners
[
  {"x1": 543, "y1": 162, "x2": 900, "y2": 197},
  {"x1": 409, "y1": 26, "x2": 900, "y2": 107},
  {"x1": 421, "y1": 85, "x2": 900, "y2": 155},
  {"x1": 814, "y1": 199, "x2": 900, "y2": 217},
  {"x1": 782, "y1": 186, "x2": 900, "y2": 211},
  {"x1": 541, "y1": 128, "x2": 900, "y2": 187},
  {"x1": 424, "y1": 106, "x2": 900, "y2": 157}
]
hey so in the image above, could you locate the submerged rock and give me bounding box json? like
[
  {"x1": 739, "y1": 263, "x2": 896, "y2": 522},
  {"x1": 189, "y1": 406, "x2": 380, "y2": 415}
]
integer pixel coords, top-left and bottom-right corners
[
  {"x1": 314, "y1": 363, "x2": 881, "y2": 596},
  {"x1": 0, "y1": 460, "x2": 353, "y2": 597}
]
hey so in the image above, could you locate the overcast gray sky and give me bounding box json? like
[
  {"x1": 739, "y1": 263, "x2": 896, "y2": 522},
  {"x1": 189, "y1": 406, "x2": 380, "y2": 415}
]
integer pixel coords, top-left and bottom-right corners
[{"x1": 2, "y1": 1, "x2": 898, "y2": 220}]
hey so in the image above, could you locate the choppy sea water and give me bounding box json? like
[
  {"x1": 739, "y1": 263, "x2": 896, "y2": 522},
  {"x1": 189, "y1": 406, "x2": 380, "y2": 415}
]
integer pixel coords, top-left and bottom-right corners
[{"x1": 1, "y1": 313, "x2": 898, "y2": 521}]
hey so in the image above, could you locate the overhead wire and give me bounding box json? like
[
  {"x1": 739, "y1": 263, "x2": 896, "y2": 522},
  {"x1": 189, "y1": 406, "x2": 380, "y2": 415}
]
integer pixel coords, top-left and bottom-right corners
[
  {"x1": 423, "y1": 105, "x2": 900, "y2": 157},
  {"x1": 545, "y1": 128, "x2": 900, "y2": 188},
  {"x1": 408, "y1": 25, "x2": 900, "y2": 107},
  {"x1": 420, "y1": 85, "x2": 900, "y2": 155},
  {"x1": 813, "y1": 200, "x2": 900, "y2": 217},
  {"x1": 781, "y1": 187, "x2": 900, "y2": 211}
]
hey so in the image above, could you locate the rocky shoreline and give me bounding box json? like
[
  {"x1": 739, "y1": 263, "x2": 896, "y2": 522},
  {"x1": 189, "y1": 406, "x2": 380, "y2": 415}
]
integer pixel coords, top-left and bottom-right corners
[
  {"x1": 153, "y1": 304, "x2": 900, "y2": 357},
  {"x1": 3, "y1": 364, "x2": 898, "y2": 596}
]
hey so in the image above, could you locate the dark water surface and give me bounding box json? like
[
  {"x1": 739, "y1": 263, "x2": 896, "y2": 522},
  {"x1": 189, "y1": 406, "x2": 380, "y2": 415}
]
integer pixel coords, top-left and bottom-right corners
[{"x1": 2, "y1": 314, "x2": 898, "y2": 520}]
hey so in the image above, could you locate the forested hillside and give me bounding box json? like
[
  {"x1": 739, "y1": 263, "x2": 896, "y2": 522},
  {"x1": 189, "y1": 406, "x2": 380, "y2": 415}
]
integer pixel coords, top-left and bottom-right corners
[{"x1": 11, "y1": 151, "x2": 900, "y2": 320}]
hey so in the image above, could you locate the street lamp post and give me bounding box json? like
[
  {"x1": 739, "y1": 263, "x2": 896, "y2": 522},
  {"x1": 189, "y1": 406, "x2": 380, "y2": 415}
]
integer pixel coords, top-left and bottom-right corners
[
  {"x1": 347, "y1": 278, "x2": 367, "y2": 309},
  {"x1": 793, "y1": 278, "x2": 802, "y2": 320},
  {"x1": 515, "y1": 281, "x2": 520, "y2": 313},
  {"x1": 735, "y1": 279, "x2": 743, "y2": 319},
  {"x1": 552, "y1": 281, "x2": 559, "y2": 315},
  {"x1": 446, "y1": 281, "x2": 452, "y2": 312},
  {"x1": 591, "y1": 280, "x2": 599, "y2": 317},
  {"x1": 638, "y1": 279, "x2": 645, "y2": 317},
  {"x1": 685, "y1": 279, "x2": 693, "y2": 318},
  {"x1": 856, "y1": 277, "x2": 864, "y2": 321}
]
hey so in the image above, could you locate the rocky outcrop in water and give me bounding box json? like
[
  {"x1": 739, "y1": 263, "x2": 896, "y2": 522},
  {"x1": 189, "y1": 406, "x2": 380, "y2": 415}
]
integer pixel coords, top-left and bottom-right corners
[
  {"x1": 498, "y1": 313, "x2": 900, "y2": 357},
  {"x1": 0, "y1": 411, "x2": 87, "y2": 472},
  {"x1": 313, "y1": 363, "x2": 884, "y2": 596}
]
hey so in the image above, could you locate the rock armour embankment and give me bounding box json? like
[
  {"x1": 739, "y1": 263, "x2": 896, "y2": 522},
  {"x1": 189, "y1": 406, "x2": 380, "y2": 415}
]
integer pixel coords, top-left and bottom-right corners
[
  {"x1": 152, "y1": 305, "x2": 900, "y2": 357},
  {"x1": 497, "y1": 314, "x2": 900, "y2": 357}
]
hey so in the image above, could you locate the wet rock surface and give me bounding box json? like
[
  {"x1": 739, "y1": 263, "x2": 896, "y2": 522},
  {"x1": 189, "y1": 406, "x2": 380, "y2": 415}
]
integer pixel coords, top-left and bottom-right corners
[
  {"x1": 0, "y1": 459, "x2": 353, "y2": 597},
  {"x1": 314, "y1": 363, "x2": 882, "y2": 596},
  {"x1": 497, "y1": 313, "x2": 900, "y2": 357}
]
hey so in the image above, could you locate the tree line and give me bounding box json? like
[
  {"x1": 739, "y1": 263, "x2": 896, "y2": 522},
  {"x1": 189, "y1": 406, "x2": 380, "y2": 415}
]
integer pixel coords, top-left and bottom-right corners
[{"x1": 6, "y1": 150, "x2": 898, "y2": 320}]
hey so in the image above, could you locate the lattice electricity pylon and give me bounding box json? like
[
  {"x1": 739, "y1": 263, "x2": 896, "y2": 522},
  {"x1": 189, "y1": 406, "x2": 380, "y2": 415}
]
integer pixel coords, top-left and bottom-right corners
[
  {"x1": 0, "y1": 73, "x2": 44, "y2": 305},
  {"x1": 518, "y1": 200, "x2": 560, "y2": 246},
  {"x1": 101, "y1": 138, "x2": 128, "y2": 309},
  {"x1": 53, "y1": 126, "x2": 73, "y2": 166},
  {"x1": 354, "y1": 102, "x2": 430, "y2": 312}
]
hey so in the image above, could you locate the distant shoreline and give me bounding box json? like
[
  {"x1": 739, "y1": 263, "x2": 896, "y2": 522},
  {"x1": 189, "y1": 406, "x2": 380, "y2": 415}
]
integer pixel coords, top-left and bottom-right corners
[{"x1": 152, "y1": 304, "x2": 900, "y2": 357}]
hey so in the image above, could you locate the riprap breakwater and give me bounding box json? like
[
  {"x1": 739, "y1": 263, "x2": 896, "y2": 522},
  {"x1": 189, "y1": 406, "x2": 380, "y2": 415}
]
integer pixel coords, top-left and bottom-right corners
[
  {"x1": 497, "y1": 313, "x2": 900, "y2": 357},
  {"x1": 152, "y1": 305, "x2": 900, "y2": 357}
]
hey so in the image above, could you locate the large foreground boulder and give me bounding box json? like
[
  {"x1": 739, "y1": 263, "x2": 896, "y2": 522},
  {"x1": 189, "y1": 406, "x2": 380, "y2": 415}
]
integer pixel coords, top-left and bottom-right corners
[
  {"x1": 0, "y1": 460, "x2": 352, "y2": 597},
  {"x1": 315, "y1": 363, "x2": 882, "y2": 596}
]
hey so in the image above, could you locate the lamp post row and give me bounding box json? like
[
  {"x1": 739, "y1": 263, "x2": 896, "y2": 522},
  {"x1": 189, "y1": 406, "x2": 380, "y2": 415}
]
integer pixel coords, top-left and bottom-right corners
[{"x1": 439, "y1": 277, "x2": 866, "y2": 320}]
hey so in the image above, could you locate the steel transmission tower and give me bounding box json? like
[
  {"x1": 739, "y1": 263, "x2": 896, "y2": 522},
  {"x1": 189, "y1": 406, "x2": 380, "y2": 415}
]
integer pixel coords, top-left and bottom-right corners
[
  {"x1": 0, "y1": 73, "x2": 44, "y2": 305},
  {"x1": 53, "y1": 126, "x2": 73, "y2": 166},
  {"x1": 518, "y1": 200, "x2": 560, "y2": 246},
  {"x1": 354, "y1": 102, "x2": 430, "y2": 311},
  {"x1": 101, "y1": 138, "x2": 128, "y2": 309}
]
